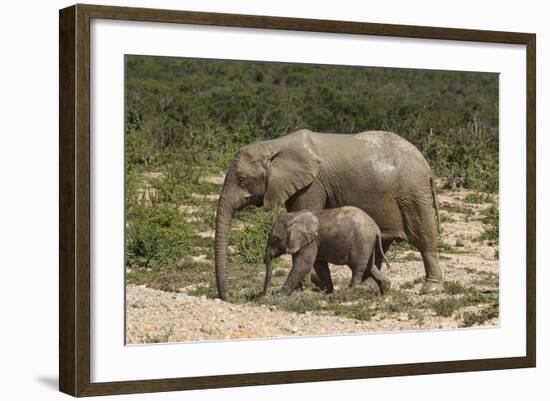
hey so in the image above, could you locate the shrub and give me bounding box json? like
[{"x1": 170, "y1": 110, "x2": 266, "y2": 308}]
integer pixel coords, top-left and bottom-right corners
[
  {"x1": 443, "y1": 281, "x2": 466, "y2": 295},
  {"x1": 383, "y1": 291, "x2": 413, "y2": 313},
  {"x1": 462, "y1": 303, "x2": 499, "y2": 327},
  {"x1": 430, "y1": 298, "x2": 463, "y2": 317},
  {"x1": 328, "y1": 286, "x2": 379, "y2": 303},
  {"x1": 440, "y1": 202, "x2": 474, "y2": 215},
  {"x1": 259, "y1": 291, "x2": 325, "y2": 314},
  {"x1": 328, "y1": 303, "x2": 374, "y2": 321},
  {"x1": 387, "y1": 241, "x2": 414, "y2": 258},
  {"x1": 464, "y1": 192, "x2": 493, "y2": 204},
  {"x1": 463, "y1": 288, "x2": 498, "y2": 305},
  {"x1": 126, "y1": 203, "x2": 200, "y2": 268},
  {"x1": 231, "y1": 207, "x2": 284, "y2": 264},
  {"x1": 479, "y1": 203, "x2": 499, "y2": 243},
  {"x1": 151, "y1": 163, "x2": 201, "y2": 204},
  {"x1": 126, "y1": 56, "x2": 499, "y2": 195}
]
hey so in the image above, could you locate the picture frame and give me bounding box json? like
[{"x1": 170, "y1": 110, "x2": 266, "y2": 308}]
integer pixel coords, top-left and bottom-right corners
[{"x1": 59, "y1": 3, "x2": 536, "y2": 397}]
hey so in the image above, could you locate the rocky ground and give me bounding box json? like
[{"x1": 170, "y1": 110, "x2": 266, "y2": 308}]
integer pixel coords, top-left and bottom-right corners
[{"x1": 126, "y1": 175, "x2": 499, "y2": 344}]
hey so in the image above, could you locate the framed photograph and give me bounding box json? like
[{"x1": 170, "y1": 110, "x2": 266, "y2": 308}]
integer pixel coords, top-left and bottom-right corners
[{"x1": 59, "y1": 4, "x2": 536, "y2": 397}]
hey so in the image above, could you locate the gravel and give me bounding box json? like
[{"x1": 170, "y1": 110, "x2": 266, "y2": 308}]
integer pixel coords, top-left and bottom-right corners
[{"x1": 126, "y1": 283, "x2": 497, "y2": 344}]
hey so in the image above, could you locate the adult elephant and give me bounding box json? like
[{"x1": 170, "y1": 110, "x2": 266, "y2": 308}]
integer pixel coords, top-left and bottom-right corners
[{"x1": 214, "y1": 129, "x2": 442, "y2": 300}]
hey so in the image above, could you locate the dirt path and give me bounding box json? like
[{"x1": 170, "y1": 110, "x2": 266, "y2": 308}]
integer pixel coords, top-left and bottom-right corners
[
  {"x1": 126, "y1": 283, "x2": 496, "y2": 343},
  {"x1": 126, "y1": 176, "x2": 499, "y2": 344}
]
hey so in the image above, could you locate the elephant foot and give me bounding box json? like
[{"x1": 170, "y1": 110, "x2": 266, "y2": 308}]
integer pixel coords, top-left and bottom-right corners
[{"x1": 422, "y1": 280, "x2": 444, "y2": 293}]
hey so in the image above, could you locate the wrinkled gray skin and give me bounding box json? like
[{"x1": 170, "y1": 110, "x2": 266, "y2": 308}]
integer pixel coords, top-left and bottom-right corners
[
  {"x1": 263, "y1": 207, "x2": 392, "y2": 296},
  {"x1": 214, "y1": 129, "x2": 442, "y2": 300}
]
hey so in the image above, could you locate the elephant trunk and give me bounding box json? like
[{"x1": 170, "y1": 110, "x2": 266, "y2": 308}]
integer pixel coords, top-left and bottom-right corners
[
  {"x1": 214, "y1": 188, "x2": 235, "y2": 301},
  {"x1": 262, "y1": 247, "x2": 273, "y2": 296},
  {"x1": 215, "y1": 169, "x2": 252, "y2": 301}
]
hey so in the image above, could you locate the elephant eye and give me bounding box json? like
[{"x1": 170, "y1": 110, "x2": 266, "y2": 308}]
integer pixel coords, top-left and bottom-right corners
[{"x1": 237, "y1": 175, "x2": 247, "y2": 185}]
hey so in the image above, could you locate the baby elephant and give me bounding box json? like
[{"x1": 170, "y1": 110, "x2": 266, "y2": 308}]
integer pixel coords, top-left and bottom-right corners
[{"x1": 263, "y1": 206, "x2": 391, "y2": 296}]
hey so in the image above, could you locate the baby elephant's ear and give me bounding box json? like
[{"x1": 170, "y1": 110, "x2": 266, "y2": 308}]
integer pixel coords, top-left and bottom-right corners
[{"x1": 287, "y1": 212, "x2": 319, "y2": 254}]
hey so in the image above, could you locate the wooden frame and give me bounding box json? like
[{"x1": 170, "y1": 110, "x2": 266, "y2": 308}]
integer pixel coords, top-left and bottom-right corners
[{"x1": 59, "y1": 3, "x2": 536, "y2": 397}]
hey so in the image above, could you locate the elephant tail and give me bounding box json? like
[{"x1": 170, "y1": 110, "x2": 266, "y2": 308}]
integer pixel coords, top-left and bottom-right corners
[
  {"x1": 377, "y1": 234, "x2": 391, "y2": 269},
  {"x1": 430, "y1": 176, "x2": 441, "y2": 233}
]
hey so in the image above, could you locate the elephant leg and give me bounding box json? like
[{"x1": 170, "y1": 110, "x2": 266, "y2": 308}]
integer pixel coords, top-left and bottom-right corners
[
  {"x1": 350, "y1": 264, "x2": 366, "y2": 288},
  {"x1": 350, "y1": 248, "x2": 372, "y2": 288},
  {"x1": 282, "y1": 243, "x2": 318, "y2": 294},
  {"x1": 348, "y1": 239, "x2": 374, "y2": 287},
  {"x1": 285, "y1": 197, "x2": 326, "y2": 290},
  {"x1": 400, "y1": 196, "x2": 444, "y2": 292},
  {"x1": 313, "y1": 260, "x2": 334, "y2": 293},
  {"x1": 302, "y1": 269, "x2": 323, "y2": 290},
  {"x1": 370, "y1": 264, "x2": 392, "y2": 295},
  {"x1": 283, "y1": 261, "x2": 311, "y2": 294},
  {"x1": 419, "y1": 250, "x2": 443, "y2": 291}
]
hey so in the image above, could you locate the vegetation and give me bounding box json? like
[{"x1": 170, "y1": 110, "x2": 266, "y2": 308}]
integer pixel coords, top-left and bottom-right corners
[
  {"x1": 126, "y1": 202, "x2": 203, "y2": 269},
  {"x1": 437, "y1": 239, "x2": 458, "y2": 253},
  {"x1": 439, "y1": 212, "x2": 456, "y2": 223},
  {"x1": 470, "y1": 271, "x2": 499, "y2": 287},
  {"x1": 231, "y1": 207, "x2": 284, "y2": 265},
  {"x1": 443, "y1": 280, "x2": 466, "y2": 295},
  {"x1": 143, "y1": 330, "x2": 173, "y2": 344},
  {"x1": 464, "y1": 192, "x2": 494, "y2": 204},
  {"x1": 462, "y1": 303, "x2": 499, "y2": 327},
  {"x1": 126, "y1": 56, "x2": 498, "y2": 188},
  {"x1": 439, "y1": 202, "x2": 474, "y2": 215},
  {"x1": 479, "y1": 203, "x2": 499, "y2": 244},
  {"x1": 430, "y1": 298, "x2": 464, "y2": 317}
]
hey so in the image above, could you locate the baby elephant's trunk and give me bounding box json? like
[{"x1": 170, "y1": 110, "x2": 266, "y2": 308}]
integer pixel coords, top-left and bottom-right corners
[{"x1": 377, "y1": 235, "x2": 391, "y2": 269}]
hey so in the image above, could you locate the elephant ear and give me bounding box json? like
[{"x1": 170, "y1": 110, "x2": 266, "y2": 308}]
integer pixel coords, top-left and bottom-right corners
[
  {"x1": 287, "y1": 212, "x2": 319, "y2": 254},
  {"x1": 263, "y1": 140, "x2": 321, "y2": 209}
]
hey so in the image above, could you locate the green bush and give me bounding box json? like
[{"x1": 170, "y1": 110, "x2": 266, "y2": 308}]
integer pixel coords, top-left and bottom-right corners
[
  {"x1": 464, "y1": 192, "x2": 493, "y2": 204},
  {"x1": 463, "y1": 288, "x2": 498, "y2": 305},
  {"x1": 230, "y1": 207, "x2": 284, "y2": 265},
  {"x1": 126, "y1": 202, "x2": 200, "y2": 268},
  {"x1": 259, "y1": 291, "x2": 325, "y2": 314},
  {"x1": 328, "y1": 303, "x2": 374, "y2": 321},
  {"x1": 443, "y1": 281, "x2": 466, "y2": 295},
  {"x1": 479, "y1": 203, "x2": 499, "y2": 243},
  {"x1": 430, "y1": 298, "x2": 463, "y2": 317},
  {"x1": 151, "y1": 163, "x2": 203, "y2": 204},
  {"x1": 126, "y1": 55, "x2": 499, "y2": 193},
  {"x1": 383, "y1": 290, "x2": 414, "y2": 313},
  {"x1": 462, "y1": 303, "x2": 499, "y2": 327},
  {"x1": 439, "y1": 202, "x2": 474, "y2": 215}
]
